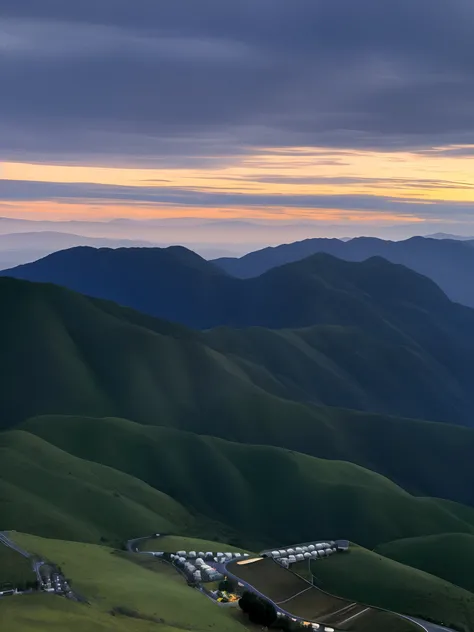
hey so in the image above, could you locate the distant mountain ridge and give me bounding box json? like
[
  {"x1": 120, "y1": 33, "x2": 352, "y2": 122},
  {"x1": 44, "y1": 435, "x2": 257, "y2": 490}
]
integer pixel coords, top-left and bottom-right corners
[
  {"x1": 0, "y1": 231, "x2": 160, "y2": 271},
  {"x1": 5, "y1": 246, "x2": 474, "y2": 426},
  {"x1": 214, "y1": 236, "x2": 474, "y2": 308}
]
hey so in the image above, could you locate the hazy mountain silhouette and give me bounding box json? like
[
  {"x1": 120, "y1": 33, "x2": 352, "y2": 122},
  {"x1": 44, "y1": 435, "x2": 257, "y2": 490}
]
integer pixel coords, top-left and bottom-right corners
[{"x1": 215, "y1": 236, "x2": 474, "y2": 307}]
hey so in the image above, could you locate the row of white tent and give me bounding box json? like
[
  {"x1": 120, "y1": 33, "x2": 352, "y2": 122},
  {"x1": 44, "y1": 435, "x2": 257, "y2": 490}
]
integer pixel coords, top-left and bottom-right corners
[
  {"x1": 279, "y1": 549, "x2": 336, "y2": 566},
  {"x1": 269, "y1": 542, "x2": 336, "y2": 558},
  {"x1": 173, "y1": 550, "x2": 248, "y2": 561},
  {"x1": 171, "y1": 556, "x2": 224, "y2": 581}
]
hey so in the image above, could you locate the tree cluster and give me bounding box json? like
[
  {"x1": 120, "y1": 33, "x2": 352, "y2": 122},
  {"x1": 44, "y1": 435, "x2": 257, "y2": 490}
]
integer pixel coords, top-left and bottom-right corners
[{"x1": 239, "y1": 591, "x2": 277, "y2": 627}]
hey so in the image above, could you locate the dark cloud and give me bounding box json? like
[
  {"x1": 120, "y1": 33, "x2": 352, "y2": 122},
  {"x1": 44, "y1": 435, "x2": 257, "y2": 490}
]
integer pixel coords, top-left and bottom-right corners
[
  {"x1": 1, "y1": 178, "x2": 473, "y2": 221},
  {"x1": 0, "y1": 1, "x2": 473, "y2": 163}
]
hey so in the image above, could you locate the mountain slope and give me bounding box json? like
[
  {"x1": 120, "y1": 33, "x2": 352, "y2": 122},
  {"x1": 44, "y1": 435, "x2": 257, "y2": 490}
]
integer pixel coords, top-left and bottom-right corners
[
  {"x1": 0, "y1": 245, "x2": 232, "y2": 328},
  {"x1": 0, "y1": 429, "x2": 204, "y2": 545},
  {"x1": 5, "y1": 252, "x2": 474, "y2": 428},
  {"x1": 215, "y1": 235, "x2": 474, "y2": 309},
  {"x1": 10, "y1": 415, "x2": 474, "y2": 549},
  {"x1": 377, "y1": 533, "x2": 474, "y2": 594},
  {"x1": 2, "y1": 277, "x2": 474, "y2": 508}
]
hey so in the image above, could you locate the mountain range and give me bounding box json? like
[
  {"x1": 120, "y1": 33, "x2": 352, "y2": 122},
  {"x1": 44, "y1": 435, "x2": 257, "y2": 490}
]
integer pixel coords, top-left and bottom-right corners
[
  {"x1": 4, "y1": 246, "x2": 474, "y2": 427},
  {"x1": 2, "y1": 239, "x2": 474, "y2": 632},
  {"x1": 215, "y1": 236, "x2": 474, "y2": 308},
  {"x1": 0, "y1": 275, "x2": 473, "y2": 553}
]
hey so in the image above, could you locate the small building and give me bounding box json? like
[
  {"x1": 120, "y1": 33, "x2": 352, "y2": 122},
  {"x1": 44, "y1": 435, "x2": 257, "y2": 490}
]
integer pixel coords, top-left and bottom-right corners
[
  {"x1": 296, "y1": 553, "x2": 304, "y2": 562},
  {"x1": 189, "y1": 551, "x2": 197, "y2": 558},
  {"x1": 295, "y1": 547, "x2": 303, "y2": 554},
  {"x1": 336, "y1": 540, "x2": 350, "y2": 552},
  {"x1": 272, "y1": 551, "x2": 281, "y2": 558},
  {"x1": 308, "y1": 545, "x2": 315, "y2": 552},
  {"x1": 304, "y1": 552, "x2": 311, "y2": 559},
  {"x1": 287, "y1": 548, "x2": 295, "y2": 555}
]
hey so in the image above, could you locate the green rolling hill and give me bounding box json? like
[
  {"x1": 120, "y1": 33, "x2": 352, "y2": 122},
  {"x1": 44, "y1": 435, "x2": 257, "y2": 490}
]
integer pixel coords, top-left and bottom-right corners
[
  {"x1": 1, "y1": 277, "x2": 474, "y2": 509},
  {"x1": 3, "y1": 415, "x2": 474, "y2": 550},
  {"x1": 377, "y1": 533, "x2": 474, "y2": 594},
  {"x1": 0, "y1": 430, "x2": 224, "y2": 546},
  {"x1": 0, "y1": 275, "x2": 473, "y2": 630}
]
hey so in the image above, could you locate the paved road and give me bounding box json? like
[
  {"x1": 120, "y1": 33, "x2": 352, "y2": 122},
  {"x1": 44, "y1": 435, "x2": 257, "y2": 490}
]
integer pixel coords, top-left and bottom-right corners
[
  {"x1": 1, "y1": 531, "x2": 88, "y2": 603},
  {"x1": 126, "y1": 533, "x2": 163, "y2": 553},
  {"x1": 0, "y1": 532, "x2": 32, "y2": 559},
  {"x1": 405, "y1": 616, "x2": 455, "y2": 632}
]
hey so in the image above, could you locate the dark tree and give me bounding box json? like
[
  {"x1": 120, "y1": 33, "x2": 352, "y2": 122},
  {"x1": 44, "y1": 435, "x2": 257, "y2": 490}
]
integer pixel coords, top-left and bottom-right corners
[{"x1": 239, "y1": 591, "x2": 277, "y2": 627}]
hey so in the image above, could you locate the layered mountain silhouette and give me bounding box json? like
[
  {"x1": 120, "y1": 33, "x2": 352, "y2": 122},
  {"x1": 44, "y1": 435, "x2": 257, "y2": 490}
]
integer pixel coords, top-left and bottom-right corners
[
  {"x1": 215, "y1": 236, "x2": 474, "y2": 308},
  {"x1": 4, "y1": 247, "x2": 474, "y2": 425}
]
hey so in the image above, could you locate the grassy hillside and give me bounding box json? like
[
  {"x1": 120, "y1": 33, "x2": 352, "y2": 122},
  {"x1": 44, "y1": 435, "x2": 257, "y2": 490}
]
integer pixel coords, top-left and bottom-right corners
[
  {"x1": 307, "y1": 545, "x2": 474, "y2": 632},
  {"x1": 0, "y1": 533, "x2": 251, "y2": 632},
  {"x1": 2, "y1": 277, "x2": 474, "y2": 510},
  {"x1": 0, "y1": 430, "x2": 228, "y2": 546},
  {"x1": 377, "y1": 533, "x2": 474, "y2": 594},
  {"x1": 17, "y1": 415, "x2": 474, "y2": 549}
]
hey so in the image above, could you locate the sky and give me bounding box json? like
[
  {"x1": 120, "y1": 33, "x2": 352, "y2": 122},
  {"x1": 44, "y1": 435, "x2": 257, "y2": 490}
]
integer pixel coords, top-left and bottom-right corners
[{"x1": 1, "y1": 0, "x2": 474, "y2": 237}]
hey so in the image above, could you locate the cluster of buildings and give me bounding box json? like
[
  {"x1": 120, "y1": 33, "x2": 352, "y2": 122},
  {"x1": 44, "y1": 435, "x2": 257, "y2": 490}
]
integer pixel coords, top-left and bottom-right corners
[
  {"x1": 265, "y1": 541, "x2": 339, "y2": 567},
  {"x1": 169, "y1": 550, "x2": 249, "y2": 583}
]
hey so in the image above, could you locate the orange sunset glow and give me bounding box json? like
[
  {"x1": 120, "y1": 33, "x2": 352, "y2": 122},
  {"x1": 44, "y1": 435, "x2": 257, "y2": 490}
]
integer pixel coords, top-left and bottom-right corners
[{"x1": 2, "y1": 145, "x2": 474, "y2": 224}]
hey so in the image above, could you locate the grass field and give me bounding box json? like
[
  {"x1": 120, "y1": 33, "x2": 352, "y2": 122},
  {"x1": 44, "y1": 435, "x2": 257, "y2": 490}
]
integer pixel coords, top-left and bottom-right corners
[
  {"x1": 0, "y1": 543, "x2": 36, "y2": 588},
  {"x1": 377, "y1": 533, "x2": 474, "y2": 594},
  {"x1": 0, "y1": 533, "x2": 252, "y2": 632},
  {"x1": 309, "y1": 545, "x2": 474, "y2": 632},
  {"x1": 138, "y1": 535, "x2": 250, "y2": 554}
]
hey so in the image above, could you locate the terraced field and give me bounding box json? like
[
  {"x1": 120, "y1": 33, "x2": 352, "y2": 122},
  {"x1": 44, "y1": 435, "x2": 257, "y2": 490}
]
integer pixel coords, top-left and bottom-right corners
[{"x1": 227, "y1": 557, "x2": 417, "y2": 631}]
